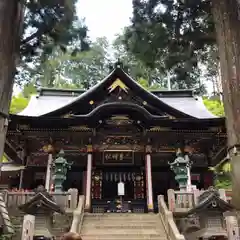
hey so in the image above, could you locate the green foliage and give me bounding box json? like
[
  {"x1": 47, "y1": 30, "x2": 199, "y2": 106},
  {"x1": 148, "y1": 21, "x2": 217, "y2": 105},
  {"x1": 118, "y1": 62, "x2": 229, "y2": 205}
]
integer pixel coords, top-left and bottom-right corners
[
  {"x1": 0, "y1": 234, "x2": 13, "y2": 240},
  {"x1": 23, "y1": 36, "x2": 165, "y2": 90},
  {"x1": 124, "y1": 0, "x2": 216, "y2": 89},
  {"x1": 2, "y1": 154, "x2": 9, "y2": 163},
  {"x1": 137, "y1": 78, "x2": 165, "y2": 90},
  {"x1": 203, "y1": 98, "x2": 225, "y2": 116},
  {"x1": 16, "y1": 0, "x2": 90, "y2": 85},
  {"x1": 22, "y1": 83, "x2": 37, "y2": 98},
  {"x1": 25, "y1": 37, "x2": 109, "y2": 89},
  {"x1": 10, "y1": 94, "x2": 29, "y2": 114},
  {"x1": 215, "y1": 177, "x2": 232, "y2": 189},
  {"x1": 113, "y1": 34, "x2": 166, "y2": 87},
  {"x1": 21, "y1": 0, "x2": 89, "y2": 59},
  {"x1": 210, "y1": 158, "x2": 232, "y2": 189}
]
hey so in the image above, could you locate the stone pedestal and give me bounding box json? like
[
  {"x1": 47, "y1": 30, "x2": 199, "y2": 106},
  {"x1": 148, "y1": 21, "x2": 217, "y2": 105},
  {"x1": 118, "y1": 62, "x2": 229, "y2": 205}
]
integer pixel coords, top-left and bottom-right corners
[
  {"x1": 21, "y1": 214, "x2": 35, "y2": 240},
  {"x1": 33, "y1": 212, "x2": 52, "y2": 238}
]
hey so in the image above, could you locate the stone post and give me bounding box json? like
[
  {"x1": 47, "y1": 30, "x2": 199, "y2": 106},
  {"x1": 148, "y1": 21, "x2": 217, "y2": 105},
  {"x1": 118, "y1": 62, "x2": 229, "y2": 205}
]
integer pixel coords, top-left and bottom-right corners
[
  {"x1": 167, "y1": 189, "x2": 176, "y2": 212},
  {"x1": 85, "y1": 145, "x2": 93, "y2": 211},
  {"x1": 219, "y1": 188, "x2": 227, "y2": 201},
  {"x1": 224, "y1": 211, "x2": 240, "y2": 240},
  {"x1": 21, "y1": 214, "x2": 35, "y2": 240}
]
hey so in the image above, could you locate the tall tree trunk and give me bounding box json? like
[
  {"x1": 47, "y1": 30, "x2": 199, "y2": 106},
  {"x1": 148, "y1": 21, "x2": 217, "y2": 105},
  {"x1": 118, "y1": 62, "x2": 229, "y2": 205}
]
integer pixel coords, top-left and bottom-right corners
[
  {"x1": 212, "y1": 0, "x2": 240, "y2": 209},
  {"x1": 0, "y1": 1, "x2": 20, "y2": 176}
]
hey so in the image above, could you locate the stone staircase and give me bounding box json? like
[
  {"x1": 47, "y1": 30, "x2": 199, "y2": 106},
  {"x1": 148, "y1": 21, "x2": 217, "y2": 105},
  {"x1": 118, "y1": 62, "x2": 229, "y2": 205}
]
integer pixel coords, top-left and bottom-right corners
[{"x1": 80, "y1": 213, "x2": 169, "y2": 240}]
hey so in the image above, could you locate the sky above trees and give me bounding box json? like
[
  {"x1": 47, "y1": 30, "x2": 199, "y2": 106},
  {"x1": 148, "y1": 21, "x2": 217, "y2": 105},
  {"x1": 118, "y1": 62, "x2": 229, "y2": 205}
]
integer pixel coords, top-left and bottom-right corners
[{"x1": 76, "y1": 0, "x2": 132, "y2": 42}]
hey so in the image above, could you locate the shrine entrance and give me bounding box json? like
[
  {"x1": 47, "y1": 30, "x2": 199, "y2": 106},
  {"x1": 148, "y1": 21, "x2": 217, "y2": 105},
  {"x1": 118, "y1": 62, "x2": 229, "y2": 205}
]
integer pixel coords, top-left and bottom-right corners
[
  {"x1": 102, "y1": 169, "x2": 136, "y2": 200},
  {"x1": 91, "y1": 167, "x2": 146, "y2": 213}
]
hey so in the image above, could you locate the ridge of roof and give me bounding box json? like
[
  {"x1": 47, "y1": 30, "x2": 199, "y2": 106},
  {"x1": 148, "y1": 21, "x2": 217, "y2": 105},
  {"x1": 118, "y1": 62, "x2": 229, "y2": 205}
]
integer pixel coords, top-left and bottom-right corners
[
  {"x1": 37, "y1": 86, "x2": 195, "y2": 98},
  {"x1": 151, "y1": 89, "x2": 195, "y2": 98},
  {"x1": 38, "y1": 88, "x2": 85, "y2": 97}
]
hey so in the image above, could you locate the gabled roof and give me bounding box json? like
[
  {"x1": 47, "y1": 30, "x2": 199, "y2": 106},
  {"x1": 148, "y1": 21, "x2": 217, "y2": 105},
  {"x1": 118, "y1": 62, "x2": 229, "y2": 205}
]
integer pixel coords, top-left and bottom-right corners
[
  {"x1": 19, "y1": 66, "x2": 217, "y2": 119},
  {"x1": 19, "y1": 192, "x2": 64, "y2": 214},
  {"x1": 187, "y1": 189, "x2": 234, "y2": 215}
]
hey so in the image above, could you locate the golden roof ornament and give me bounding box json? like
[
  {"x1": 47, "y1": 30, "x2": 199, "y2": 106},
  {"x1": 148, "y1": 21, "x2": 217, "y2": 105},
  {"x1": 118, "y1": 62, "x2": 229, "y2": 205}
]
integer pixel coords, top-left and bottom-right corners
[{"x1": 108, "y1": 79, "x2": 129, "y2": 93}]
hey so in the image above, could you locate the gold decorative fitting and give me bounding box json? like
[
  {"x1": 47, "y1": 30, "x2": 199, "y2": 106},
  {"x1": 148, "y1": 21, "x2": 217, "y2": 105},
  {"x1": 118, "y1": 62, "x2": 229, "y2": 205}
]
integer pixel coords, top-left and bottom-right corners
[
  {"x1": 89, "y1": 100, "x2": 94, "y2": 105},
  {"x1": 43, "y1": 144, "x2": 54, "y2": 153},
  {"x1": 108, "y1": 79, "x2": 129, "y2": 93},
  {"x1": 146, "y1": 145, "x2": 152, "y2": 153},
  {"x1": 148, "y1": 127, "x2": 170, "y2": 132},
  {"x1": 87, "y1": 144, "x2": 93, "y2": 153},
  {"x1": 63, "y1": 113, "x2": 72, "y2": 118},
  {"x1": 69, "y1": 126, "x2": 91, "y2": 131}
]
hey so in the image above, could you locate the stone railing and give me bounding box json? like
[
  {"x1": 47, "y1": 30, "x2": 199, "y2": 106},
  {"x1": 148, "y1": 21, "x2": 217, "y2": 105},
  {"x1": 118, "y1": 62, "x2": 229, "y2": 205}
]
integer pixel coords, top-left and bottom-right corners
[
  {"x1": 2, "y1": 189, "x2": 79, "y2": 211},
  {"x1": 70, "y1": 195, "x2": 85, "y2": 233},
  {"x1": 167, "y1": 188, "x2": 231, "y2": 213},
  {"x1": 158, "y1": 195, "x2": 185, "y2": 240}
]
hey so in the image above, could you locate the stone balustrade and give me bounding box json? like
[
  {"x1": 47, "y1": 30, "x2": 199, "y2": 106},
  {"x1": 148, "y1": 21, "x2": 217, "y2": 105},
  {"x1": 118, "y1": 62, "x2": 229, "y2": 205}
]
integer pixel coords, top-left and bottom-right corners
[
  {"x1": 70, "y1": 195, "x2": 85, "y2": 233},
  {"x1": 167, "y1": 188, "x2": 232, "y2": 213},
  {"x1": 158, "y1": 195, "x2": 185, "y2": 240},
  {"x1": 2, "y1": 189, "x2": 79, "y2": 211}
]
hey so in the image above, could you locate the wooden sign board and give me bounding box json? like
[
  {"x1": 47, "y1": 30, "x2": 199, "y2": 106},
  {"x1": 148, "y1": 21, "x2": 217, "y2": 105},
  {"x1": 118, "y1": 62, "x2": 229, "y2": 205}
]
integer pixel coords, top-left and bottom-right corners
[
  {"x1": 21, "y1": 214, "x2": 35, "y2": 240},
  {"x1": 103, "y1": 150, "x2": 134, "y2": 165}
]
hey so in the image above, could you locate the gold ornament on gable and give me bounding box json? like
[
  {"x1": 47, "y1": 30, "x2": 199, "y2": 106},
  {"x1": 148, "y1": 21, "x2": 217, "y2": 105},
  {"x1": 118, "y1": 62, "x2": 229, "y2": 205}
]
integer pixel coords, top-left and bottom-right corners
[{"x1": 108, "y1": 79, "x2": 129, "y2": 93}]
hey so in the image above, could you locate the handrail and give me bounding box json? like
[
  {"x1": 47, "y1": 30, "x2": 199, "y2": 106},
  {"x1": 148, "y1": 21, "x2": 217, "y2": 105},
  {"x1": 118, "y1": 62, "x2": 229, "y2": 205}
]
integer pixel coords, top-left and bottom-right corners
[
  {"x1": 3, "y1": 190, "x2": 79, "y2": 211},
  {"x1": 70, "y1": 195, "x2": 85, "y2": 233},
  {"x1": 158, "y1": 195, "x2": 185, "y2": 240},
  {"x1": 167, "y1": 188, "x2": 231, "y2": 213}
]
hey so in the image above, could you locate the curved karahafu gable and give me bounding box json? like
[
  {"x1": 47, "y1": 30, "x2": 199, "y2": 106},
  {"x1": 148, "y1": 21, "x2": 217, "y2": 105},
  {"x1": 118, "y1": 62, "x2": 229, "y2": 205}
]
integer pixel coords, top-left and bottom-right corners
[{"x1": 18, "y1": 66, "x2": 217, "y2": 119}]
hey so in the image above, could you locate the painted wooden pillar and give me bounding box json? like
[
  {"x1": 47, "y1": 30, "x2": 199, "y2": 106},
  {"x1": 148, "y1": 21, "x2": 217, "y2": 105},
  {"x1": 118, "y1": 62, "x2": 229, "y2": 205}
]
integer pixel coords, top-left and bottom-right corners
[
  {"x1": 85, "y1": 145, "x2": 93, "y2": 211},
  {"x1": 145, "y1": 145, "x2": 154, "y2": 212},
  {"x1": 45, "y1": 153, "x2": 53, "y2": 191},
  {"x1": 82, "y1": 171, "x2": 87, "y2": 196}
]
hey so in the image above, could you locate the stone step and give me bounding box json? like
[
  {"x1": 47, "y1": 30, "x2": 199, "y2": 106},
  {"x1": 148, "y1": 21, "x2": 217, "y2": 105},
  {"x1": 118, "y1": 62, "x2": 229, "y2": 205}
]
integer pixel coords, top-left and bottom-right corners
[
  {"x1": 84, "y1": 213, "x2": 158, "y2": 219},
  {"x1": 81, "y1": 229, "x2": 164, "y2": 234},
  {"x1": 80, "y1": 213, "x2": 168, "y2": 240},
  {"x1": 84, "y1": 215, "x2": 159, "y2": 219},
  {"x1": 84, "y1": 217, "x2": 159, "y2": 221},
  {"x1": 80, "y1": 234, "x2": 167, "y2": 240},
  {"x1": 83, "y1": 219, "x2": 160, "y2": 224},
  {"x1": 81, "y1": 223, "x2": 162, "y2": 229}
]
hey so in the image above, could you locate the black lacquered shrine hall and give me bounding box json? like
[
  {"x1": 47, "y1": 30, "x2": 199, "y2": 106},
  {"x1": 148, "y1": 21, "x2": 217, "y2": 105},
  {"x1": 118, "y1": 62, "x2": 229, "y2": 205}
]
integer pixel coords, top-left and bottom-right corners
[{"x1": 2, "y1": 64, "x2": 226, "y2": 213}]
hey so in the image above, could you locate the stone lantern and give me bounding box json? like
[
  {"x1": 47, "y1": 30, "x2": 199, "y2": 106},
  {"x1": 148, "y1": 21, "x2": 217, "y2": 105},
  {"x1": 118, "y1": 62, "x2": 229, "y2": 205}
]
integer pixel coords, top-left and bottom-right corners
[
  {"x1": 52, "y1": 149, "x2": 72, "y2": 192},
  {"x1": 19, "y1": 186, "x2": 65, "y2": 239},
  {"x1": 169, "y1": 149, "x2": 192, "y2": 190}
]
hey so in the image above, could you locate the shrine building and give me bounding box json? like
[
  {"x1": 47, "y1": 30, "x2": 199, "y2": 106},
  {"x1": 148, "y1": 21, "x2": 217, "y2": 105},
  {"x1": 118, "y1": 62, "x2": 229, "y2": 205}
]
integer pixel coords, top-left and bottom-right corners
[{"x1": 1, "y1": 63, "x2": 226, "y2": 212}]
